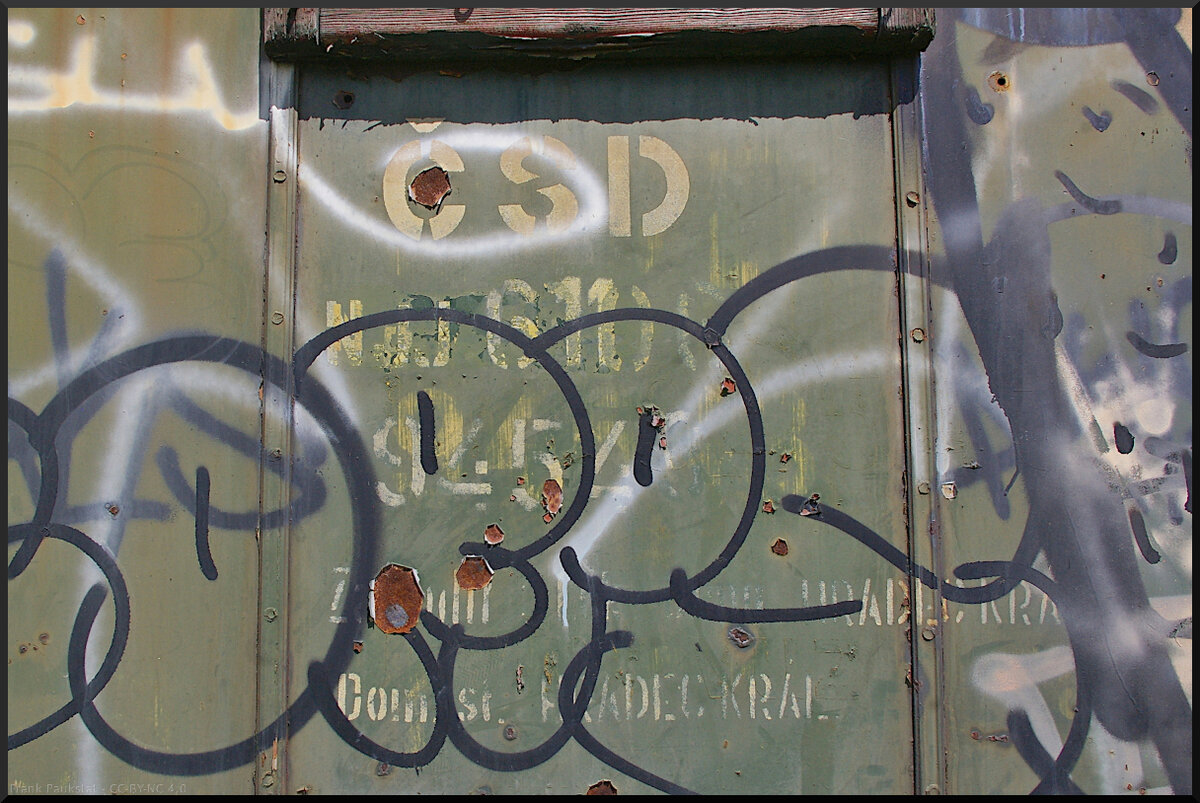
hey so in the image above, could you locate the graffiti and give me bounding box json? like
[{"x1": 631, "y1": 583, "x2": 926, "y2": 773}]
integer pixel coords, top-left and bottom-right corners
[{"x1": 8, "y1": 6, "x2": 1191, "y2": 797}]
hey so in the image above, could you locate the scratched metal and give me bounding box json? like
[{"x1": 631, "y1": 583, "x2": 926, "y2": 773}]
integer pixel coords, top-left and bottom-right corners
[{"x1": 6, "y1": 6, "x2": 1193, "y2": 798}]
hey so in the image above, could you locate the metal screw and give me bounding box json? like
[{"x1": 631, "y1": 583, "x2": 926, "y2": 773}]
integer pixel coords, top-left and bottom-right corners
[
  {"x1": 911, "y1": 328, "x2": 926, "y2": 343},
  {"x1": 271, "y1": 311, "x2": 285, "y2": 325},
  {"x1": 917, "y1": 481, "x2": 930, "y2": 495},
  {"x1": 273, "y1": 169, "x2": 287, "y2": 183},
  {"x1": 264, "y1": 607, "x2": 278, "y2": 622}
]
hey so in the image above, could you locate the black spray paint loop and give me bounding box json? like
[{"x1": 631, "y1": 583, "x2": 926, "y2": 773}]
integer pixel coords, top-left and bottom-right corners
[
  {"x1": 7, "y1": 523, "x2": 130, "y2": 750},
  {"x1": 293, "y1": 306, "x2": 597, "y2": 562},
  {"x1": 421, "y1": 552, "x2": 548, "y2": 650},
  {"x1": 668, "y1": 567, "x2": 861, "y2": 623},
  {"x1": 10, "y1": 334, "x2": 380, "y2": 774},
  {"x1": 536, "y1": 305, "x2": 767, "y2": 596}
]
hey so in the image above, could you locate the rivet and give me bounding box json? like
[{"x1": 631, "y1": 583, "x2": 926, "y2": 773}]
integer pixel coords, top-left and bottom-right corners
[
  {"x1": 264, "y1": 607, "x2": 278, "y2": 622},
  {"x1": 922, "y1": 625, "x2": 937, "y2": 641},
  {"x1": 271, "y1": 311, "x2": 285, "y2": 325},
  {"x1": 911, "y1": 328, "x2": 926, "y2": 343},
  {"x1": 262, "y1": 773, "x2": 275, "y2": 788},
  {"x1": 1146, "y1": 71, "x2": 1159, "y2": 87},
  {"x1": 727, "y1": 626, "x2": 755, "y2": 649},
  {"x1": 905, "y1": 191, "x2": 920, "y2": 207},
  {"x1": 917, "y1": 481, "x2": 931, "y2": 495},
  {"x1": 273, "y1": 169, "x2": 287, "y2": 183}
]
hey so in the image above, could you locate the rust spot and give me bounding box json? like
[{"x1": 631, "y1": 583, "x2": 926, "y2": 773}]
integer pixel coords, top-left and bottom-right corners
[
  {"x1": 76, "y1": 15, "x2": 86, "y2": 24},
  {"x1": 541, "y1": 478, "x2": 563, "y2": 516},
  {"x1": 586, "y1": 780, "x2": 617, "y2": 795},
  {"x1": 798, "y1": 493, "x2": 821, "y2": 516},
  {"x1": 371, "y1": 565, "x2": 424, "y2": 634},
  {"x1": 659, "y1": 436, "x2": 667, "y2": 450},
  {"x1": 988, "y1": 71, "x2": 1011, "y2": 92},
  {"x1": 542, "y1": 512, "x2": 554, "y2": 524},
  {"x1": 376, "y1": 762, "x2": 392, "y2": 777},
  {"x1": 762, "y1": 499, "x2": 775, "y2": 514},
  {"x1": 770, "y1": 538, "x2": 789, "y2": 556},
  {"x1": 509, "y1": 494, "x2": 516, "y2": 502},
  {"x1": 720, "y1": 377, "x2": 737, "y2": 397},
  {"x1": 106, "y1": 503, "x2": 119, "y2": 517},
  {"x1": 456, "y1": 556, "x2": 494, "y2": 590},
  {"x1": 352, "y1": 641, "x2": 364, "y2": 654},
  {"x1": 484, "y1": 523, "x2": 505, "y2": 545},
  {"x1": 727, "y1": 626, "x2": 754, "y2": 649},
  {"x1": 408, "y1": 166, "x2": 452, "y2": 210},
  {"x1": 780, "y1": 453, "x2": 791, "y2": 463},
  {"x1": 516, "y1": 476, "x2": 526, "y2": 485},
  {"x1": 516, "y1": 665, "x2": 525, "y2": 693},
  {"x1": 503, "y1": 724, "x2": 518, "y2": 741},
  {"x1": 88, "y1": 130, "x2": 95, "y2": 139},
  {"x1": 1126, "y1": 784, "x2": 1134, "y2": 792},
  {"x1": 969, "y1": 730, "x2": 981, "y2": 740}
]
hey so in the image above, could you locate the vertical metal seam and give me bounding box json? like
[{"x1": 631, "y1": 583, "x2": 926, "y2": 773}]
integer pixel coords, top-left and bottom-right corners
[
  {"x1": 889, "y1": 53, "x2": 945, "y2": 796},
  {"x1": 259, "y1": 54, "x2": 299, "y2": 795}
]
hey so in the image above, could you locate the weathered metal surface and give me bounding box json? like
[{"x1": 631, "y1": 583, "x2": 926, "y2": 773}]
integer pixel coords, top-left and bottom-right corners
[{"x1": 7, "y1": 6, "x2": 1191, "y2": 797}]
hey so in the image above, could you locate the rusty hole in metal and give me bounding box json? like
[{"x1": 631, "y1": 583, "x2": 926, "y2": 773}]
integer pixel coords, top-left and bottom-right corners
[
  {"x1": 456, "y1": 556, "x2": 494, "y2": 591},
  {"x1": 541, "y1": 478, "x2": 563, "y2": 518},
  {"x1": 1146, "y1": 71, "x2": 1160, "y2": 87},
  {"x1": 762, "y1": 499, "x2": 775, "y2": 514},
  {"x1": 371, "y1": 565, "x2": 424, "y2": 634},
  {"x1": 905, "y1": 191, "x2": 920, "y2": 207},
  {"x1": 988, "y1": 71, "x2": 1011, "y2": 92},
  {"x1": 332, "y1": 90, "x2": 355, "y2": 110},
  {"x1": 719, "y1": 377, "x2": 737, "y2": 397},
  {"x1": 799, "y1": 493, "x2": 821, "y2": 517},
  {"x1": 18, "y1": 644, "x2": 28, "y2": 654},
  {"x1": 352, "y1": 641, "x2": 363, "y2": 654},
  {"x1": 106, "y1": 503, "x2": 119, "y2": 516},
  {"x1": 770, "y1": 538, "x2": 789, "y2": 556},
  {"x1": 780, "y1": 452, "x2": 791, "y2": 463},
  {"x1": 969, "y1": 730, "x2": 981, "y2": 741},
  {"x1": 483, "y1": 523, "x2": 505, "y2": 545},
  {"x1": 38, "y1": 633, "x2": 50, "y2": 645},
  {"x1": 375, "y1": 762, "x2": 391, "y2": 777},
  {"x1": 503, "y1": 724, "x2": 518, "y2": 741},
  {"x1": 586, "y1": 780, "x2": 617, "y2": 795},
  {"x1": 408, "y1": 166, "x2": 452, "y2": 210},
  {"x1": 727, "y1": 626, "x2": 755, "y2": 649}
]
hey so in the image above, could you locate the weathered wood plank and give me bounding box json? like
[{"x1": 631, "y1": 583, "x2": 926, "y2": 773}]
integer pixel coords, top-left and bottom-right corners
[{"x1": 263, "y1": 8, "x2": 935, "y2": 61}]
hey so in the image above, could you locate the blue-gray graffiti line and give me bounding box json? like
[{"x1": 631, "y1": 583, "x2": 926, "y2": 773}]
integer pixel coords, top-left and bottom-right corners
[{"x1": 922, "y1": 7, "x2": 1191, "y2": 794}]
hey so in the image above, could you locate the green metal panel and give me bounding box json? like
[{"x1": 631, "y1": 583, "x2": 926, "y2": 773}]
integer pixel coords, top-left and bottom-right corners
[
  {"x1": 7, "y1": 7, "x2": 1192, "y2": 797},
  {"x1": 8, "y1": 7, "x2": 269, "y2": 795},
  {"x1": 280, "y1": 55, "x2": 912, "y2": 795}
]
